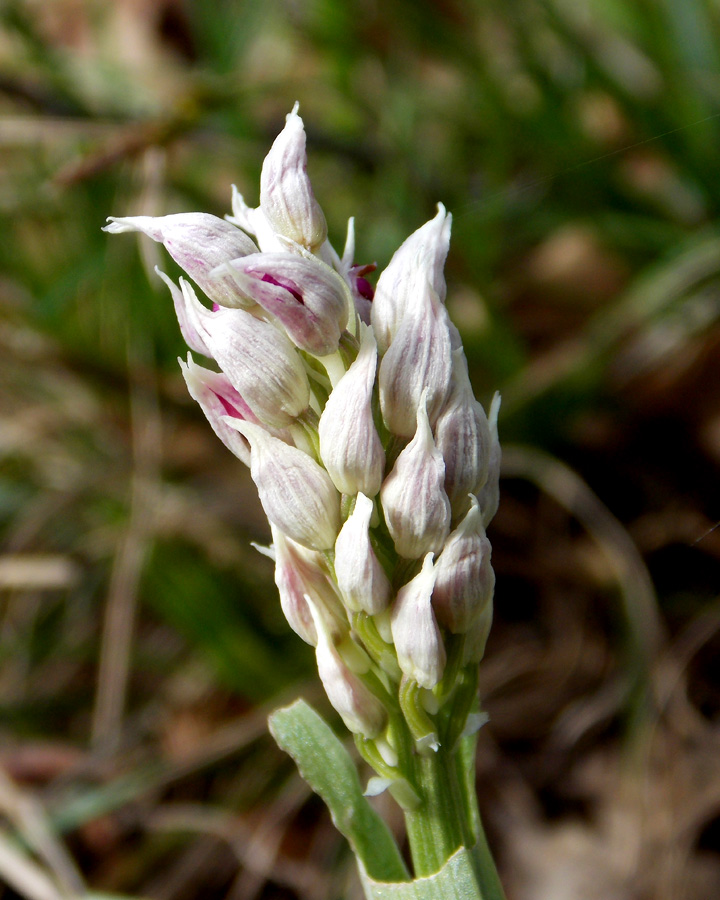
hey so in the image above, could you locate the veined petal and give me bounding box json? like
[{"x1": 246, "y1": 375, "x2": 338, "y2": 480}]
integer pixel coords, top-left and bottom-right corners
[
  {"x1": 228, "y1": 420, "x2": 341, "y2": 551},
  {"x1": 318, "y1": 325, "x2": 384, "y2": 496},
  {"x1": 222, "y1": 252, "x2": 349, "y2": 356},
  {"x1": 334, "y1": 493, "x2": 391, "y2": 615},
  {"x1": 104, "y1": 213, "x2": 258, "y2": 308},
  {"x1": 380, "y1": 392, "x2": 451, "y2": 559},
  {"x1": 260, "y1": 104, "x2": 328, "y2": 251},
  {"x1": 371, "y1": 204, "x2": 451, "y2": 354},
  {"x1": 172, "y1": 277, "x2": 310, "y2": 428}
]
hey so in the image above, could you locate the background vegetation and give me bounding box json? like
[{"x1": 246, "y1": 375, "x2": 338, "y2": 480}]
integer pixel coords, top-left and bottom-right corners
[{"x1": 1, "y1": 0, "x2": 720, "y2": 897}]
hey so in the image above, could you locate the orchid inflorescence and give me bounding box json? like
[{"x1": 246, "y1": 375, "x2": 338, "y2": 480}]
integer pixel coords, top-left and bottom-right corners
[{"x1": 105, "y1": 103, "x2": 500, "y2": 814}]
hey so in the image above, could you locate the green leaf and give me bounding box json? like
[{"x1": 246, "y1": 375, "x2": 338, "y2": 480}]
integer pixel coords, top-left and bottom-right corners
[
  {"x1": 358, "y1": 846, "x2": 485, "y2": 900},
  {"x1": 268, "y1": 698, "x2": 409, "y2": 883}
]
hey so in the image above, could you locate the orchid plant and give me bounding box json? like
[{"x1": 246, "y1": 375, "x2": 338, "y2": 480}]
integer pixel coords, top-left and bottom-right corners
[{"x1": 106, "y1": 104, "x2": 505, "y2": 900}]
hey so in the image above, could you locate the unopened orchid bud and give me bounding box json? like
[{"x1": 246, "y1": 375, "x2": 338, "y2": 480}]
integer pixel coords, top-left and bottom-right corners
[
  {"x1": 463, "y1": 601, "x2": 493, "y2": 666},
  {"x1": 476, "y1": 392, "x2": 501, "y2": 527},
  {"x1": 222, "y1": 252, "x2": 349, "y2": 356},
  {"x1": 378, "y1": 283, "x2": 453, "y2": 438},
  {"x1": 227, "y1": 420, "x2": 341, "y2": 551},
  {"x1": 318, "y1": 326, "x2": 385, "y2": 496},
  {"x1": 391, "y1": 554, "x2": 446, "y2": 689},
  {"x1": 179, "y1": 354, "x2": 259, "y2": 466},
  {"x1": 334, "y1": 493, "x2": 392, "y2": 615},
  {"x1": 380, "y1": 393, "x2": 451, "y2": 559},
  {"x1": 271, "y1": 525, "x2": 346, "y2": 645},
  {"x1": 171, "y1": 276, "x2": 310, "y2": 428},
  {"x1": 104, "y1": 213, "x2": 258, "y2": 308},
  {"x1": 260, "y1": 104, "x2": 328, "y2": 251},
  {"x1": 434, "y1": 350, "x2": 491, "y2": 518},
  {"x1": 308, "y1": 599, "x2": 386, "y2": 737},
  {"x1": 432, "y1": 496, "x2": 494, "y2": 634},
  {"x1": 371, "y1": 204, "x2": 451, "y2": 354}
]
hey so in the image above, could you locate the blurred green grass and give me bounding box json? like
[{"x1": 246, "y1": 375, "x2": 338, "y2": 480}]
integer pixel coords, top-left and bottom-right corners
[{"x1": 2, "y1": 1, "x2": 720, "y2": 898}]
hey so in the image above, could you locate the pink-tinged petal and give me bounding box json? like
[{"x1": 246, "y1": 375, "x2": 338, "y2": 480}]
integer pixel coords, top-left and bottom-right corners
[
  {"x1": 104, "y1": 213, "x2": 258, "y2": 308},
  {"x1": 223, "y1": 252, "x2": 349, "y2": 356},
  {"x1": 434, "y1": 349, "x2": 491, "y2": 519},
  {"x1": 318, "y1": 325, "x2": 384, "y2": 496},
  {"x1": 432, "y1": 496, "x2": 495, "y2": 634},
  {"x1": 156, "y1": 269, "x2": 213, "y2": 357},
  {"x1": 334, "y1": 493, "x2": 391, "y2": 615},
  {"x1": 378, "y1": 282, "x2": 453, "y2": 438},
  {"x1": 371, "y1": 204, "x2": 451, "y2": 354},
  {"x1": 380, "y1": 392, "x2": 451, "y2": 559},
  {"x1": 308, "y1": 598, "x2": 386, "y2": 737},
  {"x1": 271, "y1": 525, "x2": 346, "y2": 645},
  {"x1": 179, "y1": 354, "x2": 256, "y2": 466},
  {"x1": 174, "y1": 277, "x2": 310, "y2": 428},
  {"x1": 227, "y1": 420, "x2": 341, "y2": 551},
  {"x1": 260, "y1": 104, "x2": 327, "y2": 251}
]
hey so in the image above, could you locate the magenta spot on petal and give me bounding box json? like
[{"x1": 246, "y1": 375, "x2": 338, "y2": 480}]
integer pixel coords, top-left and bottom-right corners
[
  {"x1": 260, "y1": 273, "x2": 304, "y2": 304},
  {"x1": 355, "y1": 277, "x2": 374, "y2": 301},
  {"x1": 212, "y1": 302, "x2": 221, "y2": 312},
  {"x1": 217, "y1": 394, "x2": 244, "y2": 418}
]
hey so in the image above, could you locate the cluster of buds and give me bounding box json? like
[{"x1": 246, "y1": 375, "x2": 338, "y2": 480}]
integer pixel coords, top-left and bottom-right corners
[{"x1": 106, "y1": 104, "x2": 500, "y2": 803}]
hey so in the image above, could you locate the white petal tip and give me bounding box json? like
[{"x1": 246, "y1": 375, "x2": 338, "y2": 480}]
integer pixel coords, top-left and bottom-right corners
[{"x1": 364, "y1": 777, "x2": 393, "y2": 798}]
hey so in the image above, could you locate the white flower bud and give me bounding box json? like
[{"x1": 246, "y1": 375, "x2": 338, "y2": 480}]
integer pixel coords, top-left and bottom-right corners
[
  {"x1": 222, "y1": 252, "x2": 349, "y2": 356},
  {"x1": 391, "y1": 554, "x2": 446, "y2": 689},
  {"x1": 308, "y1": 598, "x2": 386, "y2": 738},
  {"x1": 260, "y1": 104, "x2": 328, "y2": 251},
  {"x1": 171, "y1": 276, "x2": 310, "y2": 428},
  {"x1": 378, "y1": 282, "x2": 453, "y2": 438},
  {"x1": 371, "y1": 204, "x2": 451, "y2": 355},
  {"x1": 227, "y1": 420, "x2": 341, "y2": 551},
  {"x1": 271, "y1": 525, "x2": 345, "y2": 645},
  {"x1": 380, "y1": 393, "x2": 451, "y2": 559},
  {"x1": 318, "y1": 325, "x2": 385, "y2": 496},
  {"x1": 104, "y1": 213, "x2": 258, "y2": 308},
  {"x1": 434, "y1": 350, "x2": 491, "y2": 518},
  {"x1": 476, "y1": 392, "x2": 501, "y2": 527},
  {"x1": 179, "y1": 353, "x2": 258, "y2": 466},
  {"x1": 432, "y1": 496, "x2": 495, "y2": 634},
  {"x1": 334, "y1": 493, "x2": 392, "y2": 615}
]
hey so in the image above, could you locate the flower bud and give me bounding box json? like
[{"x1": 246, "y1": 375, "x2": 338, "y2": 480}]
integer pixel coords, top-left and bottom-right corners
[
  {"x1": 434, "y1": 350, "x2": 491, "y2": 518},
  {"x1": 318, "y1": 325, "x2": 385, "y2": 496},
  {"x1": 391, "y1": 553, "x2": 446, "y2": 689},
  {"x1": 104, "y1": 213, "x2": 258, "y2": 308},
  {"x1": 179, "y1": 353, "x2": 258, "y2": 466},
  {"x1": 222, "y1": 252, "x2": 349, "y2": 356},
  {"x1": 172, "y1": 276, "x2": 310, "y2": 428},
  {"x1": 371, "y1": 204, "x2": 451, "y2": 354},
  {"x1": 308, "y1": 598, "x2": 387, "y2": 738},
  {"x1": 432, "y1": 496, "x2": 495, "y2": 634},
  {"x1": 260, "y1": 104, "x2": 328, "y2": 251},
  {"x1": 227, "y1": 420, "x2": 341, "y2": 551},
  {"x1": 476, "y1": 392, "x2": 501, "y2": 527},
  {"x1": 334, "y1": 493, "x2": 392, "y2": 615},
  {"x1": 271, "y1": 525, "x2": 346, "y2": 645},
  {"x1": 378, "y1": 283, "x2": 453, "y2": 438},
  {"x1": 380, "y1": 393, "x2": 451, "y2": 559}
]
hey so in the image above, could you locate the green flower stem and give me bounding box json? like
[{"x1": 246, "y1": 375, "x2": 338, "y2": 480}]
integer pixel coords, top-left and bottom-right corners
[{"x1": 404, "y1": 743, "x2": 506, "y2": 899}]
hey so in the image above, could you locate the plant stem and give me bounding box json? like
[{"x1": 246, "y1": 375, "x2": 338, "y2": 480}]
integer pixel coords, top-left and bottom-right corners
[{"x1": 404, "y1": 744, "x2": 506, "y2": 898}]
